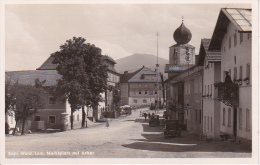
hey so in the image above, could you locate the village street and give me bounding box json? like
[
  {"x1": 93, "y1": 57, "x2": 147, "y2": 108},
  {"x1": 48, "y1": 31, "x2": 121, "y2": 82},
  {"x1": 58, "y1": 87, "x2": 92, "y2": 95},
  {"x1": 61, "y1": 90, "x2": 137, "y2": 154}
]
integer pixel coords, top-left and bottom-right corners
[{"x1": 5, "y1": 108, "x2": 251, "y2": 158}]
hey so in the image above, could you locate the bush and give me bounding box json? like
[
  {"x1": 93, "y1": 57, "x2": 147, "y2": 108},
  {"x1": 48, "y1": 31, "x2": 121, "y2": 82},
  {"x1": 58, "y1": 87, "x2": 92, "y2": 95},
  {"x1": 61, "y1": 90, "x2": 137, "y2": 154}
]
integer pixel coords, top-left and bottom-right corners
[{"x1": 5, "y1": 122, "x2": 10, "y2": 134}]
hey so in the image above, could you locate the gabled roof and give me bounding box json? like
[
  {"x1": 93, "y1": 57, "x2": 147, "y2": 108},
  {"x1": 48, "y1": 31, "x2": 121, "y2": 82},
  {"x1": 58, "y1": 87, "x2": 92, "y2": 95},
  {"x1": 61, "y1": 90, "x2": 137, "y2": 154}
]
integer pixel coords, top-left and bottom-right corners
[
  {"x1": 6, "y1": 70, "x2": 61, "y2": 87},
  {"x1": 37, "y1": 55, "x2": 57, "y2": 70},
  {"x1": 209, "y1": 8, "x2": 252, "y2": 51},
  {"x1": 128, "y1": 66, "x2": 164, "y2": 83},
  {"x1": 120, "y1": 67, "x2": 144, "y2": 83},
  {"x1": 197, "y1": 39, "x2": 211, "y2": 66}
]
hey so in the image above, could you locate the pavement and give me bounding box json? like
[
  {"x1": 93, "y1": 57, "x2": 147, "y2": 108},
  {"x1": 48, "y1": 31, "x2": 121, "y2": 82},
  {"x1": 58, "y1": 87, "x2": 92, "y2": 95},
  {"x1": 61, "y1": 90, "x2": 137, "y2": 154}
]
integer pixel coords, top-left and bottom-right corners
[{"x1": 5, "y1": 107, "x2": 252, "y2": 159}]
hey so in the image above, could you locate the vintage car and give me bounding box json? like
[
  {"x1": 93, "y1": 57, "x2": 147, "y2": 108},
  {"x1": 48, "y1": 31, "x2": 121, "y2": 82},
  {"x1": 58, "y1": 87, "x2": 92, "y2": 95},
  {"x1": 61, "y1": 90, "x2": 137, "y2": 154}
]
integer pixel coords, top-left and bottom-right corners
[
  {"x1": 149, "y1": 115, "x2": 160, "y2": 126},
  {"x1": 163, "y1": 120, "x2": 181, "y2": 138}
]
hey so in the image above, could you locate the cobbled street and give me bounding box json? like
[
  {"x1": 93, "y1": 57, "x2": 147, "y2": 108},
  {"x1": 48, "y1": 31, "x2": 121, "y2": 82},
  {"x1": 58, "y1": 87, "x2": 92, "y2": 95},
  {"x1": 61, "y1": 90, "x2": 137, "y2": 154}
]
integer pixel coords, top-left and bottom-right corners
[{"x1": 6, "y1": 108, "x2": 251, "y2": 158}]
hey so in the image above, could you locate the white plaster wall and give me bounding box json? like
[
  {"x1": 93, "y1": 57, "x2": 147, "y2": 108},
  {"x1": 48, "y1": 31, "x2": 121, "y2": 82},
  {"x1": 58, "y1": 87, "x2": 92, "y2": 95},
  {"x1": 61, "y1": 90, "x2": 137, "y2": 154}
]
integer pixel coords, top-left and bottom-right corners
[{"x1": 220, "y1": 22, "x2": 252, "y2": 140}]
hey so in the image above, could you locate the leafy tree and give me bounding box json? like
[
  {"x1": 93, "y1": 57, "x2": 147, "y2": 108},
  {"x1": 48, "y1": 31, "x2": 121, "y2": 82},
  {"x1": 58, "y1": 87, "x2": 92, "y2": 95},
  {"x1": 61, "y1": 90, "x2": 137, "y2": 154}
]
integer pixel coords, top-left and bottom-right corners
[
  {"x1": 13, "y1": 84, "x2": 44, "y2": 135},
  {"x1": 5, "y1": 79, "x2": 18, "y2": 114},
  {"x1": 52, "y1": 37, "x2": 108, "y2": 129}
]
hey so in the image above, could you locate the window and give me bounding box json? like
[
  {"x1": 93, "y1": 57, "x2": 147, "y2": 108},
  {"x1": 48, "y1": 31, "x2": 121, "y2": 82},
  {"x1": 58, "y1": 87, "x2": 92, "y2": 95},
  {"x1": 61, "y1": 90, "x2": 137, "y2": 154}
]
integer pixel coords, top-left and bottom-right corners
[
  {"x1": 143, "y1": 99, "x2": 147, "y2": 103},
  {"x1": 139, "y1": 91, "x2": 142, "y2": 95},
  {"x1": 234, "y1": 33, "x2": 237, "y2": 46},
  {"x1": 246, "y1": 64, "x2": 250, "y2": 80},
  {"x1": 233, "y1": 67, "x2": 237, "y2": 80},
  {"x1": 77, "y1": 114, "x2": 79, "y2": 121},
  {"x1": 229, "y1": 36, "x2": 231, "y2": 49},
  {"x1": 49, "y1": 96, "x2": 57, "y2": 105},
  {"x1": 246, "y1": 109, "x2": 250, "y2": 130},
  {"x1": 207, "y1": 116, "x2": 209, "y2": 131},
  {"x1": 134, "y1": 100, "x2": 137, "y2": 103},
  {"x1": 195, "y1": 109, "x2": 197, "y2": 122},
  {"x1": 234, "y1": 56, "x2": 236, "y2": 64},
  {"x1": 228, "y1": 108, "x2": 231, "y2": 126},
  {"x1": 211, "y1": 117, "x2": 212, "y2": 132},
  {"x1": 240, "y1": 33, "x2": 243, "y2": 43},
  {"x1": 199, "y1": 110, "x2": 201, "y2": 123},
  {"x1": 223, "y1": 108, "x2": 226, "y2": 125},
  {"x1": 239, "y1": 108, "x2": 242, "y2": 129},
  {"x1": 145, "y1": 91, "x2": 147, "y2": 95},
  {"x1": 155, "y1": 91, "x2": 157, "y2": 94},
  {"x1": 204, "y1": 116, "x2": 206, "y2": 131},
  {"x1": 239, "y1": 66, "x2": 243, "y2": 80},
  {"x1": 35, "y1": 116, "x2": 41, "y2": 121},
  {"x1": 49, "y1": 116, "x2": 56, "y2": 124}
]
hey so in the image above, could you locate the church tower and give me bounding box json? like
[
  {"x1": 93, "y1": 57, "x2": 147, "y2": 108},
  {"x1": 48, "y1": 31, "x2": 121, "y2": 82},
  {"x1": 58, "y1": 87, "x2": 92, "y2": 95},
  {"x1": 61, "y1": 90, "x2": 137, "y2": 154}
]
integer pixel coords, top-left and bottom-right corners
[{"x1": 165, "y1": 19, "x2": 195, "y2": 77}]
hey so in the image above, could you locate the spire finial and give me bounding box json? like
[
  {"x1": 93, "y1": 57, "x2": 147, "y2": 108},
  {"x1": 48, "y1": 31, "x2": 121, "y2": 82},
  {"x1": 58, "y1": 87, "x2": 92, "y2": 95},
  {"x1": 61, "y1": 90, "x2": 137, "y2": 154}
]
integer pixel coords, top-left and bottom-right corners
[{"x1": 182, "y1": 16, "x2": 184, "y2": 23}]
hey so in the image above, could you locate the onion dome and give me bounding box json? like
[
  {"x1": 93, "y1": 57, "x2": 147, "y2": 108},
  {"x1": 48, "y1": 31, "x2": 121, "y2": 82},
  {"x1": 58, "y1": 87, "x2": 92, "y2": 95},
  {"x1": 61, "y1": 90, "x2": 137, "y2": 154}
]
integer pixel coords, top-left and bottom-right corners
[{"x1": 173, "y1": 21, "x2": 192, "y2": 44}]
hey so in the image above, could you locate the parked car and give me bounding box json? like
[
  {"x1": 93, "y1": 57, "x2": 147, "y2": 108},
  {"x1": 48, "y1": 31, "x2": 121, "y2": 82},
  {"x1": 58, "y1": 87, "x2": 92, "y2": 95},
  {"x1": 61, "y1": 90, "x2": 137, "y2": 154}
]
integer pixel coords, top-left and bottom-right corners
[
  {"x1": 163, "y1": 120, "x2": 181, "y2": 138},
  {"x1": 149, "y1": 115, "x2": 160, "y2": 126}
]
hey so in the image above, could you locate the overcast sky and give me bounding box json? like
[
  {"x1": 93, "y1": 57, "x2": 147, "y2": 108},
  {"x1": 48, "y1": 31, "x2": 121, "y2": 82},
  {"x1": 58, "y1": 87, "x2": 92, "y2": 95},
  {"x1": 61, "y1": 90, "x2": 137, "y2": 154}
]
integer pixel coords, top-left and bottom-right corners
[{"x1": 5, "y1": 2, "x2": 252, "y2": 71}]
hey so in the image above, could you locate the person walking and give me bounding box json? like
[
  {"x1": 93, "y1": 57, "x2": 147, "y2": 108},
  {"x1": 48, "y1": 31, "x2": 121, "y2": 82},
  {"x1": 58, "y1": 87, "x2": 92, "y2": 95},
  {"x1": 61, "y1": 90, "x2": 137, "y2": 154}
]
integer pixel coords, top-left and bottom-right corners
[
  {"x1": 106, "y1": 119, "x2": 109, "y2": 128},
  {"x1": 144, "y1": 112, "x2": 147, "y2": 121}
]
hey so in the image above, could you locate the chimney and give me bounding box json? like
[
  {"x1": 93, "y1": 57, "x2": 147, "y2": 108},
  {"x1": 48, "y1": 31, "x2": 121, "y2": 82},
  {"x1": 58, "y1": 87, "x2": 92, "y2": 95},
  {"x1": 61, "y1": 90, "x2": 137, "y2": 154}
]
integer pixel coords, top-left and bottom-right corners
[{"x1": 124, "y1": 71, "x2": 128, "y2": 74}]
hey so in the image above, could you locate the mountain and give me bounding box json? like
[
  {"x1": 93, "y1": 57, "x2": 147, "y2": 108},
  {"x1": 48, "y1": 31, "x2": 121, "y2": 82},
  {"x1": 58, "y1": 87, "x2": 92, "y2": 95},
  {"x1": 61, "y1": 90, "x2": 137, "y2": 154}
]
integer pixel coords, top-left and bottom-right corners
[{"x1": 115, "y1": 54, "x2": 168, "y2": 75}]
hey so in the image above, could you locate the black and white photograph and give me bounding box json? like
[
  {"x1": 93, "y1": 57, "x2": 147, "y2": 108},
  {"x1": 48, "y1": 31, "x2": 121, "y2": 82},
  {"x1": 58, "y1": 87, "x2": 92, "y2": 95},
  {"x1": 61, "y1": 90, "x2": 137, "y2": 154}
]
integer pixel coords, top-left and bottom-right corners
[{"x1": 1, "y1": 0, "x2": 259, "y2": 164}]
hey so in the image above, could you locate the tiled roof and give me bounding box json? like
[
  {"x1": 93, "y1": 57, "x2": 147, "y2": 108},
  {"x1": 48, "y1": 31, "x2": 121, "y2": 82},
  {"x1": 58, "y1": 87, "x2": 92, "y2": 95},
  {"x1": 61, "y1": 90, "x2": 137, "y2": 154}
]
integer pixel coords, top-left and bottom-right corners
[
  {"x1": 6, "y1": 70, "x2": 61, "y2": 86},
  {"x1": 120, "y1": 68, "x2": 144, "y2": 83},
  {"x1": 128, "y1": 67, "x2": 164, "y2": 83},
  {"x1": 197, "y1": 38, "x2": 211, "y2": 66},
  {"x1": 201, "y1": 39, "x2": 211, "y2": 52},
  {"x1": 37, "y1": 55, "x2": 57, "y2": 70},
  {"x1": 209, "y1": 8, "x2": 251, "y2": 51}
]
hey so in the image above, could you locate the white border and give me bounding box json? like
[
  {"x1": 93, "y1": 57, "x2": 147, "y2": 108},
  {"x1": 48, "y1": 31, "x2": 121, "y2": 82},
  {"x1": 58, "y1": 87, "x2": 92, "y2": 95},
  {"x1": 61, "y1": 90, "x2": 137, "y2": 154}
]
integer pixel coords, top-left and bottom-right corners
[{"x1": 1, "y1": 0, "x2": 259, "y2": 164}]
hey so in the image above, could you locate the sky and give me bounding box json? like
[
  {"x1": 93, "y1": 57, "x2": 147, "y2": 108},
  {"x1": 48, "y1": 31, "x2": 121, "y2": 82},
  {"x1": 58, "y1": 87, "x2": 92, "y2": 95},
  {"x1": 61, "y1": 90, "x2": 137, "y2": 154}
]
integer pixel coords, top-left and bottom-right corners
[{"x1": 4, "y1": 2, "x2": 252, "y2": 71}]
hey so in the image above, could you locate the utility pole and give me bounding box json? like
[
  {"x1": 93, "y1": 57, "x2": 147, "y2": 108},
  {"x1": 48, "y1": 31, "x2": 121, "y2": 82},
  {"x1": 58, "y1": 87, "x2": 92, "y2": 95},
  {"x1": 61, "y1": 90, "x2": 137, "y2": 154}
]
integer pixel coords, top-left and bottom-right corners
[{"x1": 156, "y1": 32, "x2": 159, "y2": 114}]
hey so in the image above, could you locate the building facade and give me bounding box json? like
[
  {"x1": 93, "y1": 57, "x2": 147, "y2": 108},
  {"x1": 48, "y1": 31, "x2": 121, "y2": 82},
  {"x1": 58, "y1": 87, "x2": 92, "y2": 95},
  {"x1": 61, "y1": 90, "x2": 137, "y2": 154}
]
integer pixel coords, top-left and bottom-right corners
[
  {"x1": 120, "y1": 66, "x2": 164, "y2": 108},
  {"x1": 208, "y1": 8, "x2": 252, "y2": 141}
]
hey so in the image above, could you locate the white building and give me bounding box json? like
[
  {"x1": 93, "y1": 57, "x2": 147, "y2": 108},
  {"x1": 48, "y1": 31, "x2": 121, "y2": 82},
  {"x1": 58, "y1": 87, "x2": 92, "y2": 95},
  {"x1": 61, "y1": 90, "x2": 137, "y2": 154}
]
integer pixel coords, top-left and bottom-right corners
[{"x1": 208, "y1": 8, "x2": 252, "y2": 142}]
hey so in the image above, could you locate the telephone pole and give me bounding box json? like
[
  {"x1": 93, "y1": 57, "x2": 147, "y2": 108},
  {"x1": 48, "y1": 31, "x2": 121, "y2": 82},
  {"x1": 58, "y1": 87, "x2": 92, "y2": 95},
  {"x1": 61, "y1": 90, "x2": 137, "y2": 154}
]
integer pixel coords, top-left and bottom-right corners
[{"x1": 156, "y1": 32, "x2": 159, "y2": 114}]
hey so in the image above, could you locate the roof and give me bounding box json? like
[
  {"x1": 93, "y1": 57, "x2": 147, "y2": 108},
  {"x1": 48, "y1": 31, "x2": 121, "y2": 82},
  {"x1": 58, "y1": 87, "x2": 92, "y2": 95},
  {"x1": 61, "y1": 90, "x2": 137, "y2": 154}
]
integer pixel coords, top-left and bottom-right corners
[
  {"x1": 165, "y1": 64, "x2": 194, "y2": 73},
  {"x1": 5, "y1": 73, "x2": 16, "y2": 84},
  {"x1": 173, "y1": 22, "x2": 192, "y2": 44},
  {"x1": 197, "y1": 39, "x2": 211, "y2": 66},
  {"x1": 102, "y1": 55, "x2": 117, "y2": 64},
  {"x1": 209, "y1": 8, "x2": 252, "y2": 51},
  {"x1": 120, "y1": 67, "x2": 144, "y2": 83},
  {"x1": 206, "y1": 51, "x2": 221, "y2": 63},
  {"x1": 37, "y1": 55, "x2": 57, "y2": 70},
  {"x1": 170, "y1": 43, "x2": 195, "y2": 48},
  {"x1": 6, "y1": 70, "x2": 61, "y2": 86},
  {"x1": 128, "y1": 66, "x2": 164, "y2": 83}
]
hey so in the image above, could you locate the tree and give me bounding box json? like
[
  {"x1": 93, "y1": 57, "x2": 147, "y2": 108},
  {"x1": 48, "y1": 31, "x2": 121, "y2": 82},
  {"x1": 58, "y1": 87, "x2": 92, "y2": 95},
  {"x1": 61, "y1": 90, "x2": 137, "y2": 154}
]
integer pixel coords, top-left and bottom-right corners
[
  {"x1": 52, "y1": 37, "x2": 108, "y2": 129},
  {"x1": 5, "y1": 79, "x2": 18, "y2": 114},
  {"x1": 13, "y1": 83, "x2": 44, "y2": 135}
]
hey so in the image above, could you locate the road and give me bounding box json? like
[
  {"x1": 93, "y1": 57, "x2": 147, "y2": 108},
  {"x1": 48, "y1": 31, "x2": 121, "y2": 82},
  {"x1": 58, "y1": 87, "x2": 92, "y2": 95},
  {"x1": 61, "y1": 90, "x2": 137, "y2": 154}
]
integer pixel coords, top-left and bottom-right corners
[{"x1": 5, "y1": 108, "x2": 251, "y2": 158}]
